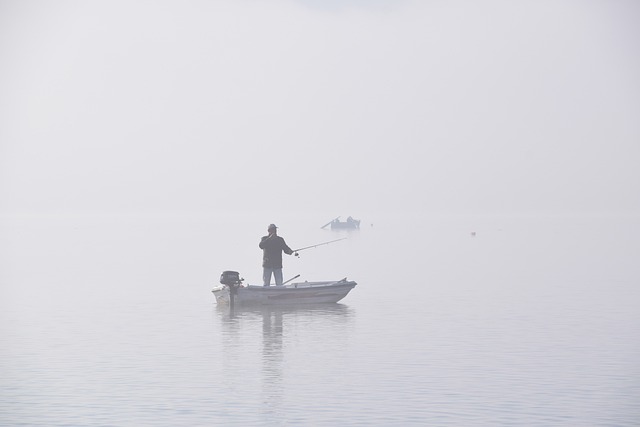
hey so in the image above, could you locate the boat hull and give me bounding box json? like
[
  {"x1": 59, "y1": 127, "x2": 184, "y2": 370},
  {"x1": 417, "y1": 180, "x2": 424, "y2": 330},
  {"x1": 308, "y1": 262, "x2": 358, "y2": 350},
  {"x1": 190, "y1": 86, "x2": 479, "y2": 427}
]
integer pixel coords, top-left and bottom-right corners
[{"x1": 212, "y1": 280, "x2": 357, "y2": 306}]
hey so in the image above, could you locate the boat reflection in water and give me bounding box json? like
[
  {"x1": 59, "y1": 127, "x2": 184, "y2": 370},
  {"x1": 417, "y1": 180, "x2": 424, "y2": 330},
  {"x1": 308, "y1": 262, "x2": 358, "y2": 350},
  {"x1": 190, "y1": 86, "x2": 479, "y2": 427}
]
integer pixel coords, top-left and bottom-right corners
[{"x1": 215, "y1": 303, "x2": 356, "y2": 420}]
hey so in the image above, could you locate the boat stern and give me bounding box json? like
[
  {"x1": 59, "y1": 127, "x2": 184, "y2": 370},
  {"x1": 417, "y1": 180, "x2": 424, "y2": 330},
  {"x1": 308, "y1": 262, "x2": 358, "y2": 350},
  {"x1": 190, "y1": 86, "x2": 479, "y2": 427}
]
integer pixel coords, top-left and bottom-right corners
[{"x1": 211, "y1": 285, "x2": 230, "y2": 304}]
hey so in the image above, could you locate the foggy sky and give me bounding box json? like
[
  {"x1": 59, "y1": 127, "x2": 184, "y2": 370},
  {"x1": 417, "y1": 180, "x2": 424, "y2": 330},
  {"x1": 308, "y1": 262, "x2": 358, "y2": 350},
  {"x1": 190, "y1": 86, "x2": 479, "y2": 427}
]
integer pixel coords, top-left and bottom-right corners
[{"x1": 1, "y1": 0, "x2": 639, "y2": 218}]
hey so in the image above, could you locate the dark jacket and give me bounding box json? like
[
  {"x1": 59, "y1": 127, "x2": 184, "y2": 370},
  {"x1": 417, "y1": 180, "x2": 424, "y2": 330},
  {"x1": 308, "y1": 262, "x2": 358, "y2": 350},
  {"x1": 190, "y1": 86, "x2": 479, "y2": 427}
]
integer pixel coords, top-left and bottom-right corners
[{"x1": 259, "y1": 235, "x2": 293, "y2": 268}]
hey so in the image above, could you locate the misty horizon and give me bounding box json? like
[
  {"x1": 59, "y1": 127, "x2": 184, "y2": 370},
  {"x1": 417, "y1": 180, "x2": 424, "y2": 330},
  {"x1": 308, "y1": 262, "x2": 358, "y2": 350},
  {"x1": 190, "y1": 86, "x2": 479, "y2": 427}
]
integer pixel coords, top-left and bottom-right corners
[{"x1": 1, "y1": 1, "x2": 639, "y2": 218}]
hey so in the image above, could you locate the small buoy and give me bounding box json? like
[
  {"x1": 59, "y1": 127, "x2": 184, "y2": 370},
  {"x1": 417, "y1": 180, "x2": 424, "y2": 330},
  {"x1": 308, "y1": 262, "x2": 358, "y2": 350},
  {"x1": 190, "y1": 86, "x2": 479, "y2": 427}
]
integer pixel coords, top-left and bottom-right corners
[{"x1": 471, "y1": 232, "x2": 476, "y2": 237}]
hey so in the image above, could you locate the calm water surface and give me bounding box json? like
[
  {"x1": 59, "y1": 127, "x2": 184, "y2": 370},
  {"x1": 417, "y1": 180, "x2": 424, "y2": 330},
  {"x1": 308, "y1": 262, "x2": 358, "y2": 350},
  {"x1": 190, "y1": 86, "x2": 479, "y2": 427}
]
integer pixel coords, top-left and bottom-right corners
[{"x1": 1, "y1": 213, "x2": 639, "y2": 426}]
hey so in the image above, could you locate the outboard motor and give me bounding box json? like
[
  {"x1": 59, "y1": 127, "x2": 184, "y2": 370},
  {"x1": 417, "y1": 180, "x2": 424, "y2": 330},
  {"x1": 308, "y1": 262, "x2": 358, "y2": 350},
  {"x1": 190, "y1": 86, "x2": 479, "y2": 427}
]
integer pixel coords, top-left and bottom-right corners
[
  {"x1": 220, "y1": 270, "x2": 242, "y2": 286},
  {"x1": 220, "y1": 271, "x2": 243, "y2": 308}
]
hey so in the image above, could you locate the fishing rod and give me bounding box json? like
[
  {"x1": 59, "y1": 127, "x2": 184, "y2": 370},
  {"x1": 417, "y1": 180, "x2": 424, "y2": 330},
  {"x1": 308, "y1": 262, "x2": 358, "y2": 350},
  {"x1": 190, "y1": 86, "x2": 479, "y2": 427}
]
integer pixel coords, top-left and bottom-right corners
[
  {"x1": 293, "y1": 237, "x2": 347, "y2": 256},
  {"x1": 282, "y1": 274, "x2": 300, "y2": 285}
]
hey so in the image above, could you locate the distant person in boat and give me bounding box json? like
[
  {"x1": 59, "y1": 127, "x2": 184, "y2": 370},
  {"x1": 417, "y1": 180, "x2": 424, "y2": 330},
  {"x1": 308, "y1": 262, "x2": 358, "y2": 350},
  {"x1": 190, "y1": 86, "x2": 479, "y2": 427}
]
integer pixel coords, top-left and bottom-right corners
[{"x1": 259, "y1": 223, "x2": 294, "y2": 287}]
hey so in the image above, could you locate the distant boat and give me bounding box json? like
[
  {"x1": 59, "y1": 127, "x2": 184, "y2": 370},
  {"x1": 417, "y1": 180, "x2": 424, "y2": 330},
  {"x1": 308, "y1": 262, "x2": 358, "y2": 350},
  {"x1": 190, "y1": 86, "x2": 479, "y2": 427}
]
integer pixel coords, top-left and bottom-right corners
[
  {"x1": 212, "y1": 278, "x2": 357, "y2": 306},
  {"x1": 321, "y1": 216, "x2": 361, "y2": 230}
]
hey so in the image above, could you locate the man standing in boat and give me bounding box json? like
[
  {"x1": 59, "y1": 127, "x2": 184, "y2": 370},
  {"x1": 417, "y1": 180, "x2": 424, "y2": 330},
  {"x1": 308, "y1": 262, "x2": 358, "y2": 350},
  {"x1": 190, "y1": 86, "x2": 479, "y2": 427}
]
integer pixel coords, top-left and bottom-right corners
[{"x1": 259, "y1": 223, "x2": 294, "y2": 287}]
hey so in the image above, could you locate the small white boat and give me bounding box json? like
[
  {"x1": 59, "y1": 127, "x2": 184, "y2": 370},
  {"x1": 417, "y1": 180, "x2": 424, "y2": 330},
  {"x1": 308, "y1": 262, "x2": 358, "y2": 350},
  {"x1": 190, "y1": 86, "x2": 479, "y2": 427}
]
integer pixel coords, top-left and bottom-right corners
[{"x1": 212, "y1": 277, "x2": 357, "y2": 306}]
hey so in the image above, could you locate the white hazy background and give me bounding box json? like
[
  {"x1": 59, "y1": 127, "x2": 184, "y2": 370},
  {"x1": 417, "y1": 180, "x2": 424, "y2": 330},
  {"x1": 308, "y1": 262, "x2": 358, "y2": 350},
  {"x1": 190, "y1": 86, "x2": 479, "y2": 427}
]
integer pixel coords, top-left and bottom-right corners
[
  {"x1": 1, "y1": 1, "x2": 640, "y2": 426},
  {"x1": 1, "y1": 0, "x2": 638, "y2": 218}
]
